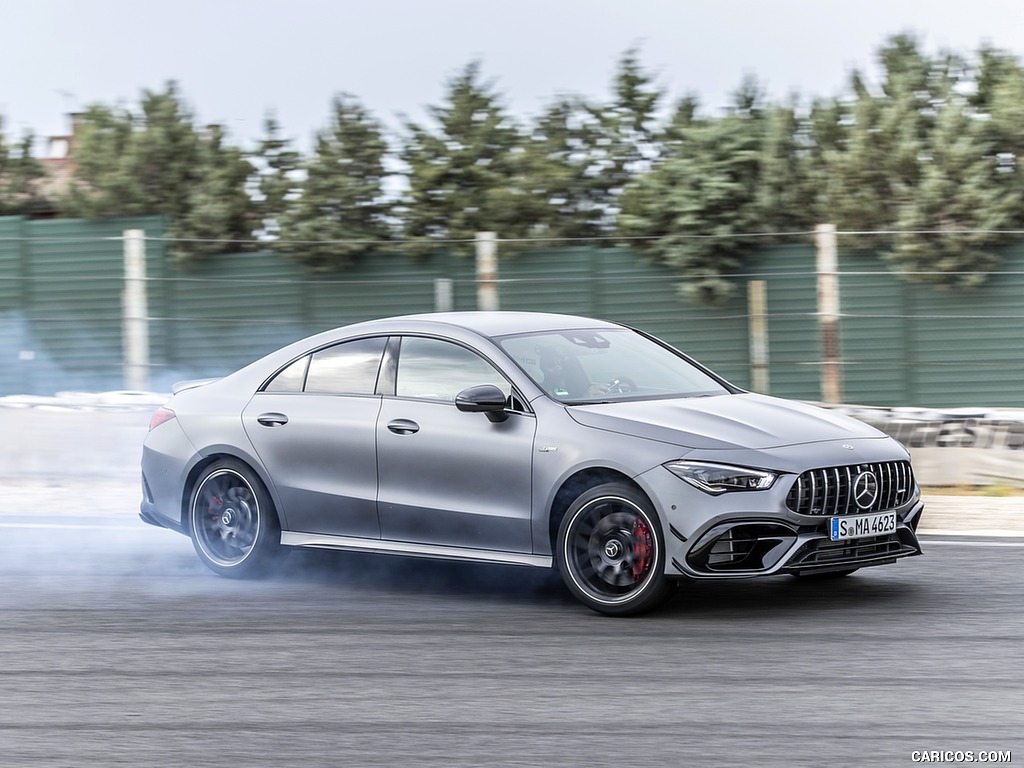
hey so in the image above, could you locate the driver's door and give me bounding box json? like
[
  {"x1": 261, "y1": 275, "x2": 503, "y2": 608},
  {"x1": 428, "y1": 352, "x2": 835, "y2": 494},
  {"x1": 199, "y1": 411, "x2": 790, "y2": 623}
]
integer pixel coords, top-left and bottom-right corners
[{"x1": 375, "y1": 336, "x2": 537, "y2": 553}]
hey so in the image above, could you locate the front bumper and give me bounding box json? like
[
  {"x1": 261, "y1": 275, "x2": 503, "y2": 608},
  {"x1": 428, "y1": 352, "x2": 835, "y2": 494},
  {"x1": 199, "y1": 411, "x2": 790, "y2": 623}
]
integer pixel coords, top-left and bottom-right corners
[
  {"x1": 637, "y1": 464, "x2": 925, "y2": 580},
  {"x1": 675, "y1": 508, "x2": 923, "y2": 578}
]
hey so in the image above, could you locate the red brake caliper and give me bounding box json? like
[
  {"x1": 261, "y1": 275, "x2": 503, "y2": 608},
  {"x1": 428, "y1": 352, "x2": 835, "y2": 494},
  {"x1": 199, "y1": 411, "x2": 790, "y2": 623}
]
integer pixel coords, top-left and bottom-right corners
[
  {"x1": 631, "y1": 517, "x2": 653, "y2": 582},
  {"x1": 208, "y1": 495, "x2": 223, "y2": 521}
]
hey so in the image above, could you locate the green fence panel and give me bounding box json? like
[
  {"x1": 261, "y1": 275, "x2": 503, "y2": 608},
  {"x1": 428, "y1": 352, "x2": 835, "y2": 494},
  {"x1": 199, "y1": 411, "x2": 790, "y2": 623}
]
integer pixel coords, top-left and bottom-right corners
[
  {"x1": 1, "y1": 216, "x2": 164, "y2": 394},
  {"x1": 747, "y1": 244, "x2": 818, "y2": 401},
  {"x1": 904, "y1": 242, "x2": 1024, "y2": 408},
  {"x1": 0, "y1": 217, "x2": 28, "y2": 393},
  {"x1": 156, "y1": 250, "x2": 309, "y2": 386},
  {"x1": 304, "y1": 252, "x2": 455, "y2": 331},
  {"x1": 3, "y1": 215, "x2": 1024, "y2": 408},
  {"x1": 837, "y1": 242, "x2": 1024, "y2": 408}
]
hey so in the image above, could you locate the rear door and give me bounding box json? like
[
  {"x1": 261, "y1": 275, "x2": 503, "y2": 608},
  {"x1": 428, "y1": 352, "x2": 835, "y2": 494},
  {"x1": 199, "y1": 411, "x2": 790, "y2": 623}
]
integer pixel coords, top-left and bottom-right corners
[{"x1": 242, "y1": 336, "x2": 387, "y2": 537}]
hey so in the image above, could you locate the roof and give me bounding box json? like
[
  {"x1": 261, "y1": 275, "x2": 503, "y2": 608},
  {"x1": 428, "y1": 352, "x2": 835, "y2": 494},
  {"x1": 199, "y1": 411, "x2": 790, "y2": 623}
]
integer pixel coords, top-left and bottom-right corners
[{"x1": 357, "y1": 311, "x2": 623, "y2": 339}]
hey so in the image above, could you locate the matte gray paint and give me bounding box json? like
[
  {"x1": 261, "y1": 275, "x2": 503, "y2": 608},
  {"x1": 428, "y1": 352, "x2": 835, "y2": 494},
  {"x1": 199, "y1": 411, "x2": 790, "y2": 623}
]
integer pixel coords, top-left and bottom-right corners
[{"x1": 141, "y1": 312, "x2": 923, "y2": 582}]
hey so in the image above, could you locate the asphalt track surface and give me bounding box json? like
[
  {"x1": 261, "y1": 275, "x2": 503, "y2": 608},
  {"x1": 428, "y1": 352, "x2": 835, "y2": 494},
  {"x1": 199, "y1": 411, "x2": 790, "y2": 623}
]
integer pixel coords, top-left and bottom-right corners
[{"x1": 1, "y1": 499, "x2": 1021, "y2": 768}]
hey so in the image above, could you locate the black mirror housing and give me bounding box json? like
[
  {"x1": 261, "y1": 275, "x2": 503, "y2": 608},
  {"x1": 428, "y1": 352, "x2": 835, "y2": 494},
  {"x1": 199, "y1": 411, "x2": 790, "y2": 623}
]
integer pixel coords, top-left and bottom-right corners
[{"x1": 455, "y1": 384, "x2": 509, "y2": 422}]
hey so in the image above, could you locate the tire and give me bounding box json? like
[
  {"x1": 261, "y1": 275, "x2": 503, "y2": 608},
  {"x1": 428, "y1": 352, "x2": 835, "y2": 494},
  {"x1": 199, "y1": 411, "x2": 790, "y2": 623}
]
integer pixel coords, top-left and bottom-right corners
[
  {"x1": 556, "y1": 482, "x2": 672, "y2": 616},
  {"x1": 188, "y1": 459, "x2": 283, "y2": 578}
]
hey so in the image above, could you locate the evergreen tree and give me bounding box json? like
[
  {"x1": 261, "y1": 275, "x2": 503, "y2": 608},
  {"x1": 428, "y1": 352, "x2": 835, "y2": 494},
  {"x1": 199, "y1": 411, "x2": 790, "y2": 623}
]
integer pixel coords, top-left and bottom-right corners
[
  {"x1": 61, "y1": 82, "x2": 256, "y2": 262},
  {"x1": 520, "y1": 96, "x2": 610, "y2": 240},
  {"x1": 400, "y1": 62, "x2": 535, "y2": 253},
  {"x1": 885, "y1": 89, "x2": 1019, "y2": 285},
  {"x1": 618, "y1": 86, "x2": 766, "y2": 305},
  {"x1": 172, "y1": 125, "x2": 255, "y2": 260},
  {"x1": 974, "y1": 49, "x2": 1024, "y2": 229},
  {"x1": 65, "y1": 84, "x2": 202, "y2": 221},
  {"x1": 62, "y1": 103, "x2": 146, "y2": 217},
  {"x1": 810, "y1": 52, "x2": 929, "y2": 240},
  {"x1": 276, "y1": 94, "x2": 393, "y2": 269},
  {"x1": 252, "y1": 114, "x2": 302, "y2": 239},
  {"x1": 0, "y1": 120, "x2": 47, "y2": 216},
  {"x1": 595, "y1": 48, "x2": 664, "y2": 203},
  {"x1": 519, "y1": 51, "x2": 666, "y2": 242},
  {"x1": 756, "y1": 102, "x2": 818, "y2": 233}
]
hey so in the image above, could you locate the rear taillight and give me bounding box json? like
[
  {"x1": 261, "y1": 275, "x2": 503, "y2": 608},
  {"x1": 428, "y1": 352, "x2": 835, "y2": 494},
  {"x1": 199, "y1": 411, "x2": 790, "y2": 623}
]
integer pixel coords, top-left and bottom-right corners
[{"x1": 149, "y1": 407, "x2": 176, "y2": 430}]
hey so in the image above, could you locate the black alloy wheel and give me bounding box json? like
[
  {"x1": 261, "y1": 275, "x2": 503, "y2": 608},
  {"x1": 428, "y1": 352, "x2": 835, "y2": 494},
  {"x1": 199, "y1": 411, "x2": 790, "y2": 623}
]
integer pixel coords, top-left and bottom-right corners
[
  {"x1": 557, "y1": 482, "x2": 672, "y2": 616},
  {"x1": 188, "y1": 459, "x2": 283, "y2": 577}
]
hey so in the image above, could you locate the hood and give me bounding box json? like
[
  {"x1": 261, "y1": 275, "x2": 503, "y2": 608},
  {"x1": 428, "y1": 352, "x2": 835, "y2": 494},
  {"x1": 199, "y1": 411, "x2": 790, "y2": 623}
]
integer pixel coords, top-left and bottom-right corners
[{"x1": 566, "y1": 393, "x2": 885, "y2": 450}]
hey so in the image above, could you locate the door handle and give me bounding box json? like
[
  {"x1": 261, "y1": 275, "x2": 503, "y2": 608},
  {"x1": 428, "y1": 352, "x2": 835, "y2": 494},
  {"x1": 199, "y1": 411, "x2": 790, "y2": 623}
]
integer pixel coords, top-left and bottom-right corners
[
  {"x1": 256, "y1": 412, "x2": 289, "y2": 427},
  {"x1": 387, "y1": 419, "x2": 420, "y2": 435}
]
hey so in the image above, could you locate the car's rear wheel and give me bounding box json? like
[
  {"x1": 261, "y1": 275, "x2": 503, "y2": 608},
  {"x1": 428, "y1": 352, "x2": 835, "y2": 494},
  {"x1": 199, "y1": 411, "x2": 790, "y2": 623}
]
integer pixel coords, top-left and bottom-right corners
[
  {"x1": 556, "y1": 482, "x2": 672, "y2": 616},
  {"x1": 188, "y1": 459, "x2": 282, "y2": 578}
]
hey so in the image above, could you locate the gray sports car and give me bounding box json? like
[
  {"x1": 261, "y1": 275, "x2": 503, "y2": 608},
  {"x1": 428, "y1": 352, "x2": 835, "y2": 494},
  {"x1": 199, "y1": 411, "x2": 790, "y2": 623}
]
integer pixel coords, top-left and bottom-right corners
[{"x1": 140, "y1": 312, "x2": 924, "y2": 615}]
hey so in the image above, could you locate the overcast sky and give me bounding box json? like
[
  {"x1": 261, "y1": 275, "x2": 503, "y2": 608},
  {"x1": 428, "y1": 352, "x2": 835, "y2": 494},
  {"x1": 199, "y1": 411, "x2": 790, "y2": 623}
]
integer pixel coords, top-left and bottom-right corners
[{"x1": 3, "y1": 0, "x2": 1024, "y2": 154}]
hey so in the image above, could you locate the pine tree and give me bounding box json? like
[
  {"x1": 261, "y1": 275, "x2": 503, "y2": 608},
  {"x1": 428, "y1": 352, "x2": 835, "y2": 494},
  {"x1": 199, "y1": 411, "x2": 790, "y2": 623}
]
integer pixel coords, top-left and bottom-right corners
[
  {"x1": 885, "y1": 89, "x2": 1019, "y2": 285},
  {"x1": 252, "y1": 115, "x2": 302, "y2": 239},
  {"x1": 0, "y1": 120, "x2": 47, "y2": 216},
  {"x1": 808, "y1": 36, "x2": 1023, "y2": 285},
  {"x1": 618, "y1": 86, "x2": 766, "y2": 305},
  {"x1": 974, "y1": 49, "x2": 1024, "y2": 229},
  {"x1": 519, "y1": 96, "x2": 610, "y2": 240},
  {"x1": 756, "y1": 103, "x2": 818, "y2": 233},
  {"x1": 172, "y1": 125, "x2": 256, "y2": 261},
  {"x1": 399, "y1": 62, "x2": 535, "y2": 254},
  {"x1": 62, "y1": 103, "x2": 147, "y2": 217},
  {"x1": 596, "y1": 48, "x2": 664, "y2": 202},
  {"x1": 518, "y1": 51, "x2": 666, "y2": 243},
  {"x1": 276, "y1": 94, "x2": 393, "y2": 269},
  {"x1": 60, "y1": 83, "x2": 257, "y2": 262}
]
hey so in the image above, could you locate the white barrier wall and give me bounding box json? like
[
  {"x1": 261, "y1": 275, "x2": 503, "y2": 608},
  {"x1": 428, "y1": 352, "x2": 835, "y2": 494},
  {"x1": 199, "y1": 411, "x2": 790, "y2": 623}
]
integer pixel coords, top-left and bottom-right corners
[
  {"x1": 0, "y1": 397, "x2": 156, "y2": 481},
  {"x1": 840, "y1": 407, "x2": 1024, "y2": 488}
]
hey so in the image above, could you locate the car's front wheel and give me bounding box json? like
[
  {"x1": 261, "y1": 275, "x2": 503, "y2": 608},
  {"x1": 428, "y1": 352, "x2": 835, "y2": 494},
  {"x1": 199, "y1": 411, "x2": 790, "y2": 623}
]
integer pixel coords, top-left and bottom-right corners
[
  {"x1": 188, "y1": 459, "x2": 282, "y2": 577},
  {"x1": 556, "y1": 483, "x2": 672, "y2": 616}
]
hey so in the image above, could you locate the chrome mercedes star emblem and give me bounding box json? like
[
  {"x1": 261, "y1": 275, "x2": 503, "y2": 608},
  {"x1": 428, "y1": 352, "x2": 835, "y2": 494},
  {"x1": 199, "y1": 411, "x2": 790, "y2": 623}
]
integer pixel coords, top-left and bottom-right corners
[{"x1": 853, "y1": 471, "x2": 879, "y2": 509}]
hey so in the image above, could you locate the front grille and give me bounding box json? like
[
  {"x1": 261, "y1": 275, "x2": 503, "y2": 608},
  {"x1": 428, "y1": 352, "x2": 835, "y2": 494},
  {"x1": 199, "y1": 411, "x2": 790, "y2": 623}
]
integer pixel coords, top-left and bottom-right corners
[{"x1": 786, "y1": 460, "x2": 914, "y2": 516}]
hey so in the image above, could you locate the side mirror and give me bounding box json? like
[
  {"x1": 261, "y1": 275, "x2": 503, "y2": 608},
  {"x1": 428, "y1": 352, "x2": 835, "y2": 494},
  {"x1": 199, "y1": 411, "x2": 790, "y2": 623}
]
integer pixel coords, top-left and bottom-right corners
[{"x1": 455, "y1": 384, "x2": 509, "y2": 423}]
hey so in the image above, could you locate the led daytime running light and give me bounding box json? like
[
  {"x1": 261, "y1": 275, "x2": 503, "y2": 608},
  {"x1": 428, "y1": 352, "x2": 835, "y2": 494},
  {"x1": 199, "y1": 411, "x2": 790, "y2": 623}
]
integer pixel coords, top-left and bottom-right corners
[{"x1": 666, "y1": 460, "x2": 777, "y2": 495}]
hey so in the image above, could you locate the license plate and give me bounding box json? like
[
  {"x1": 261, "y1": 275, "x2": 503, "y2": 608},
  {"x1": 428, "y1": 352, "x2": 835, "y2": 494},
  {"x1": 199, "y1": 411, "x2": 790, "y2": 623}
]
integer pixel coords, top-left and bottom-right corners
[{"x1": 830, "y1": 511, "x2": 897, "y2": 541}]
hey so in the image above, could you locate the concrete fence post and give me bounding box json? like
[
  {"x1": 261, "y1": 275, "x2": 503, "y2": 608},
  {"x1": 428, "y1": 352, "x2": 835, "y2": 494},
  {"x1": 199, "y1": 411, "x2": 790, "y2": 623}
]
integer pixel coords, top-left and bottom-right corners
[
  {"x1": 815, "y1": 223, "x2": 843, "y2": 404},
  {"x1": 122, "y1": 229, "x2": 150, "y2": 392},
  {"x1": 748, "y1": 279, "x2": 770, "y2": 394},
  {"x1": 475, "y1": 232, "x2": 499, "y2": 311},
  {"x1": 434, "y1": 278, "x2": 453, "y2": 312}
]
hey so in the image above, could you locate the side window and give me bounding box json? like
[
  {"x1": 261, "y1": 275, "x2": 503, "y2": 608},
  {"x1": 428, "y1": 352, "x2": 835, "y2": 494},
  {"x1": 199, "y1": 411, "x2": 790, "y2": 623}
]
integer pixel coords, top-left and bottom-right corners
[
  {"x1": 396, "y1": 337, "x2": 511, "y2": 402},
  {"x1": 304, "y1": 337, "x2": 387, "y2": 395},
  {"x1": 264, "y1": 355, "x2": 310, "y2": 393}
]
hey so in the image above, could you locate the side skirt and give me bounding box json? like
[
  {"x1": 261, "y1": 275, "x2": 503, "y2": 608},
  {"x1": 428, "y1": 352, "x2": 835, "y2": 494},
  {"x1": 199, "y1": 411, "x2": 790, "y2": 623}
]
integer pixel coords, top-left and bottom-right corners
[{"x1": 280, "y1": 531, "x2": 553, "y2": 569}]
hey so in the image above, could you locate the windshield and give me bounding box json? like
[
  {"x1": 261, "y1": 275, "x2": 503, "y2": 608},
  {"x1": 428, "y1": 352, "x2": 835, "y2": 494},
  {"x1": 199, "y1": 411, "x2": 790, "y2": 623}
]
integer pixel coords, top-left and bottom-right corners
[{"x1": 497, "y1": 328, "x2": 731, "y2": 403}]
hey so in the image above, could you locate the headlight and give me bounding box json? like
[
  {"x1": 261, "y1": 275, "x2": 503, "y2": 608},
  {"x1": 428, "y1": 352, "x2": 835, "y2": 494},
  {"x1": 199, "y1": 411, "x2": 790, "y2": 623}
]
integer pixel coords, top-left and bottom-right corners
[{"x1": 665, "y1": 460, "x2": 777, "y2": 495}]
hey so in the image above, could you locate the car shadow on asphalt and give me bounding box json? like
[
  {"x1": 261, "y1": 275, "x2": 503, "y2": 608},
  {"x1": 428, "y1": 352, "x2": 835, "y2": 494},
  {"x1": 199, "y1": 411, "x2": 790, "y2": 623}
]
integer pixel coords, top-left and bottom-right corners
[
  {"x1": 269, "y1": 548, "x2": 922, "y2": 617},
  {"x1": 274, "y1": 548, "x2": 572, "y2": 605}
]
